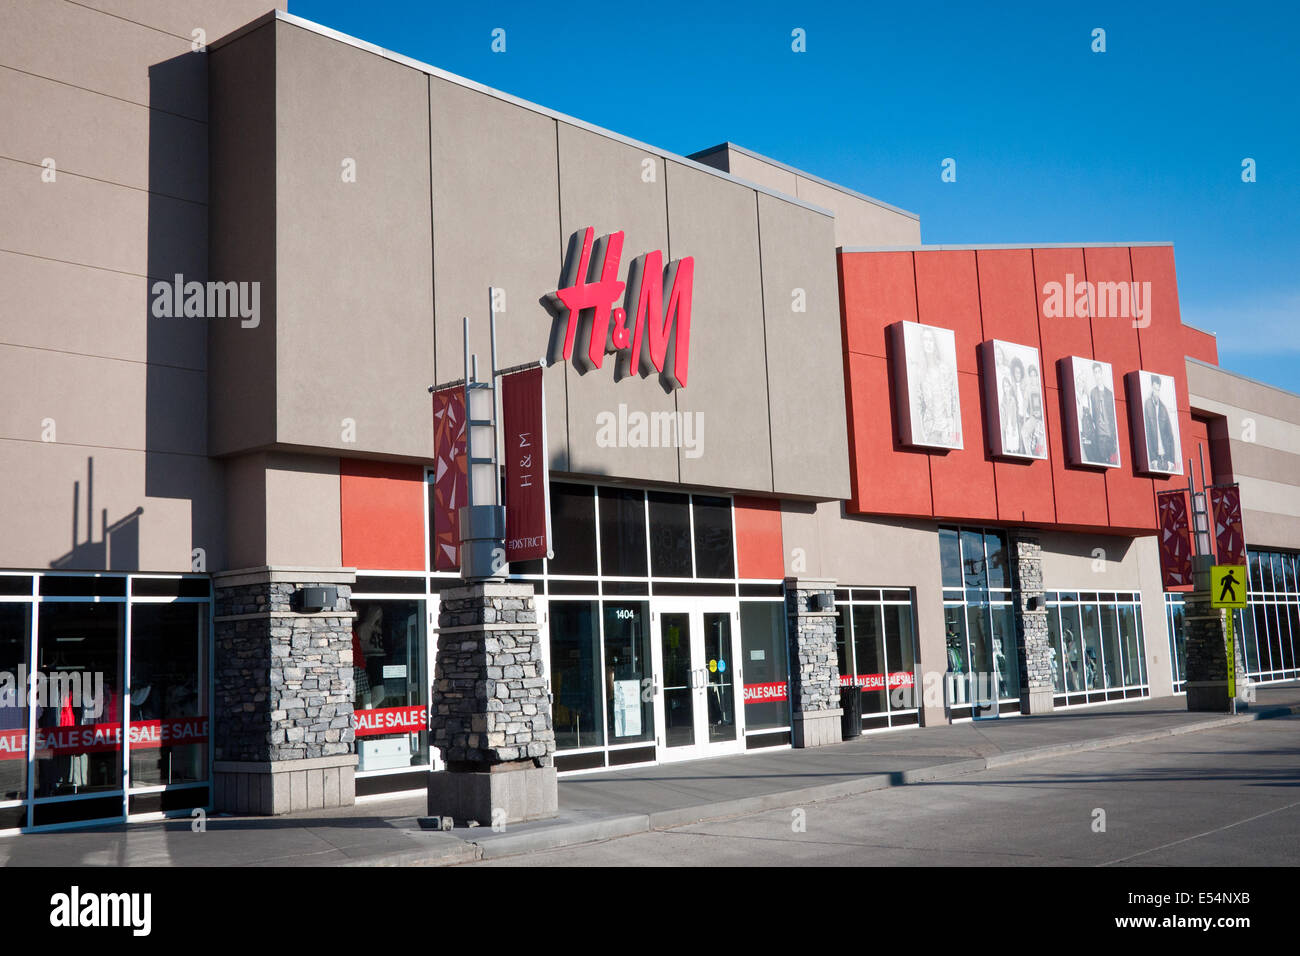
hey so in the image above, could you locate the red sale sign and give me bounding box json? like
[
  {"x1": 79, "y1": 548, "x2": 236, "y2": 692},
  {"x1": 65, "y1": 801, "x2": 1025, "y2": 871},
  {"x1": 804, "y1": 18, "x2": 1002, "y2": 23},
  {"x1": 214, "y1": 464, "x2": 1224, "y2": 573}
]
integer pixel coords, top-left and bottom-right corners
[
  {"x1": 743, "y1": 681, "x2": 788, "y2": 703},
  {"x1": 0, "y1": 716, "x2": 209, "y2": 760},
  {"x1": 354, "y1": 705, "x2": 428, "y2": 738},
  {"x1": 837, "y1": 672, "x2": 915, "y2": 690}
]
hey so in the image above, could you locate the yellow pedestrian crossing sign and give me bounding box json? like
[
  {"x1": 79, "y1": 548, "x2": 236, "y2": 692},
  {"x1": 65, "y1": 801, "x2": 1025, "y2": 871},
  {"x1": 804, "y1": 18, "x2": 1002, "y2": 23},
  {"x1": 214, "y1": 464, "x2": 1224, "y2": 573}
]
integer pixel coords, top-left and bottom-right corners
[{"x1": 1211, "y1": 565, "x2": 1247, "y2": 608}]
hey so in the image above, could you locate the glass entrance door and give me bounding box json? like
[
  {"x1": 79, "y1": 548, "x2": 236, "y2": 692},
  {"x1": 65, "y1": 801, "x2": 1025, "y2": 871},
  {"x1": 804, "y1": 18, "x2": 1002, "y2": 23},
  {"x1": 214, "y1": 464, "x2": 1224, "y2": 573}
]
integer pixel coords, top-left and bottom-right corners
[{"x1": 652, "y1": 600, "x2": 744, "y2": 762}]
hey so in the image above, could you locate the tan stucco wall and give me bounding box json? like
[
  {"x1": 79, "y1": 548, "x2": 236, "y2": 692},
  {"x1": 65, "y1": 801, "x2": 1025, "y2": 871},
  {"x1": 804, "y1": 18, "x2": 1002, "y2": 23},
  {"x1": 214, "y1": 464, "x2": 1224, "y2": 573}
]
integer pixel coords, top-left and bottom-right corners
[
  {"x1": 692, "y1": 144, "x2": 923, "y2": 248},
  {"x1": 1188, "y1": 359, "x2": 1300, "y2": 550},
  {"x1": 0, "y1": 0, "x2": 280, "y2": 573},
  {"x1": 780, "y1": 502, "x2": 946, "y2": 724},
  {"x1": 207, "y1": 17, "x2": 851, "y2": 509}
]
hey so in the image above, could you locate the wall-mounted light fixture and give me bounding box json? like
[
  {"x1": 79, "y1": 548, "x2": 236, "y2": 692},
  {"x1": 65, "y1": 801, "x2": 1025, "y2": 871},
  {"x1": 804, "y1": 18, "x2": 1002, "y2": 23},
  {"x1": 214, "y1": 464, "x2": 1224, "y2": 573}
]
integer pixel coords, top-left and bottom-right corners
[{"x1": 298, "y1": 586, "x2": 338, "y2": 613}]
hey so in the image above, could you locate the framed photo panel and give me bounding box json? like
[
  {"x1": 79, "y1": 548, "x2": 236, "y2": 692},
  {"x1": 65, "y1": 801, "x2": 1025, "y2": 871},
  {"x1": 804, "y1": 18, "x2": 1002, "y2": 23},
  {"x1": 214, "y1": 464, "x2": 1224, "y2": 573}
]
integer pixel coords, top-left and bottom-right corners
[
  {"x1": 1060, "y1": 356, "x2": 1121, "y2": 468},
  {"x1": 1126, "y1": 369, "x2": 1184, "y2": 475},
  {"x1": 981, "y1": 339, "x2": 1047, "y2": 460},
  {"x1": 892, "y1": 321, "x2": 962, "y2": 450}
]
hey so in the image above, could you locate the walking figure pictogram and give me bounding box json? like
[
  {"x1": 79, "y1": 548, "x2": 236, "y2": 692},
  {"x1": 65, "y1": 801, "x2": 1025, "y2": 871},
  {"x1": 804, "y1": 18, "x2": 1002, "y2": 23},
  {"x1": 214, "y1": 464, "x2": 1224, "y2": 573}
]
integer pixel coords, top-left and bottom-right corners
[{"x1": 1218, "y1": 569, "x2": 1240, "y2": 604}]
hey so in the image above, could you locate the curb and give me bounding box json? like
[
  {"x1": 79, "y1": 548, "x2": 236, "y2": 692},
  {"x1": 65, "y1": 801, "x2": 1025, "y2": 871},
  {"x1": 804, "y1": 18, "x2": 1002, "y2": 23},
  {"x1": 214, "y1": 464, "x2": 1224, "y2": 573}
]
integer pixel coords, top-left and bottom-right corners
[{"x1": 435, "y1": 702, "x2": 1299, "y2": 864}]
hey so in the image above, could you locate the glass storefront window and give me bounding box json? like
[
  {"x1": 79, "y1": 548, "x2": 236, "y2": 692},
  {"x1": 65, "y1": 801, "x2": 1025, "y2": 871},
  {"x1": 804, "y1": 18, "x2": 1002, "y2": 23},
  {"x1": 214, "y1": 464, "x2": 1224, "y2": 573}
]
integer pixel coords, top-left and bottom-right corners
[
  {"x1": 838, "y1": 594, "x2": 919, "y2": 724},
  {"x1": 1080, "y1": 603, "x2": 1103, "y2": 691},
  {"x1": 1284, "y1": 606, "x2": 1294, "y2": 671},
  {"x1": 944, "y1": 606, "x2": 966, "y2": 673},
  {"x1": 34, "y1": 602, "x2": 125, "y2": 800},
  {"x1": 549, "y1": 601, "x2": 603, "y2": 750},
  {"x1": 961, "y1": 529, "x2": 987, "y2": 589},
  {"x1": 991, "y1": 605, "x2": 1018, "y2": 699},
  {"x1": 852, "y1": 606, "x2": 886, "y2": 714},
  {"x1": 1049, "y1": 594, "x2": 1146, "y2": 700},
  {"x1": 1045, "y1": 604, "x2": 1064, "y2": 692},
  {"x1": 648, "y1": 491, "x2": 692, "y2": 578},
  {"x1": 602, "y1": 602, "x2": 653, "y2": 745},
  {"x1": 1100, "y1": 607, "x2": 1123, "y2": 688},
  {"x1": 883, "y1": 604, "x2": 916, "y2": 704},
  {"x1": 1268, "y1": 604, "x2": 1284, "y2": 674},
  {"x1": 1, "y1": 604, "x2": 31, "y2": 811},
  {"x1": 549, "y1": 483, "x2": 597, "y2": 576},
  {"x1": 1118, "y1": 605, "x2": 1144, "y2": 687},
  {"x1": 1239, "y1": 605, "x2": 1258, "y2": 675},
  {"x1": 702, "y1": 611, "x2": 737, "y2": 742},
  {"x1": 353, "y1": 598, "x2": 428, "y2": 771},
  {"x1": 1167, "y1": 599, "x2": 1187, "y2": 683},
  {"x1": 940, "y1": 528, "x2": 962, "y2": 588},
  {"x1": 129, "y1": 603, "x2": 208, "y2": 787},
  {"x1": 598, "y1": 488, "x2": 647, "y2": 578},
  {"x1": 1060, "y1": 604, "x2": 1084, "y2": 692},
  {"x1": 658, "y1": 610, "x2": 693, "y2": 748},
  {"x1": 739, "y1": 602, "x2": 789, "y2": 732},
  {"x1": 692, "y1": 496, "x2": 735, "y2": 579},
  {"x1": 985, "y1": 531, "x2": 1009, "y2": 590},
  {"x1": 966, "y1": 602, "x2": 993, "y2": 690}
]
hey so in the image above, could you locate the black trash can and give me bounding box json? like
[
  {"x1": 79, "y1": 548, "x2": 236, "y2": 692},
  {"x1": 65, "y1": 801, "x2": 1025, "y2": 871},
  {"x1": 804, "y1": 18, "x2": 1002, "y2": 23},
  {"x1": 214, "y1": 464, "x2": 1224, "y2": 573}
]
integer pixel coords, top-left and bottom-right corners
[{"x1": 840, "y1": 685, "x2": 862, "y2": 740}]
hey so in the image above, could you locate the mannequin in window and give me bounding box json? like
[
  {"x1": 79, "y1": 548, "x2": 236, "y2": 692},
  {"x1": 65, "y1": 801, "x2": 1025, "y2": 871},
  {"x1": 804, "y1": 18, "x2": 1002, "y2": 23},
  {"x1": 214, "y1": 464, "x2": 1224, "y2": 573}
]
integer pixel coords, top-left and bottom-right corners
[{"x1": 352, "y1": 604, "x2": 384, "y2": 710}]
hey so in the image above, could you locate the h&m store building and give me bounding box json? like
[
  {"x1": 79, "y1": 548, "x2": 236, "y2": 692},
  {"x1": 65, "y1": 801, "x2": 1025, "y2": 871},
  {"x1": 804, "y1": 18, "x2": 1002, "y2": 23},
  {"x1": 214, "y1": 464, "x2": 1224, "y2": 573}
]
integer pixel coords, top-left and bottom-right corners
[{"x1": 4, "y1": 4, "x2": 1300, "y2": 832}]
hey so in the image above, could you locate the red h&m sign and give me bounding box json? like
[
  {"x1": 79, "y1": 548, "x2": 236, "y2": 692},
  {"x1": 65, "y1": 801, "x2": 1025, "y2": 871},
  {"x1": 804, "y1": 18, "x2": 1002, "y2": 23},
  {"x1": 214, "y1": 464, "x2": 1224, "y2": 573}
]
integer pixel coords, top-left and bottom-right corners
[
  {"x1": 431, "y1": 386, "x2": 468, "y2": 572},
  {"x1": 1209, "y1": 484, "x2": 1247, "y2": 567},
  {"x1": 1156, "y1": 490, "x2": 1195, "y2": 588},
  {"x1": 548, "y1": 227, "x2": 695, "y2": 390},
  {"x1": 502, "y1": 367, "x2": 550, "y2": 562}
]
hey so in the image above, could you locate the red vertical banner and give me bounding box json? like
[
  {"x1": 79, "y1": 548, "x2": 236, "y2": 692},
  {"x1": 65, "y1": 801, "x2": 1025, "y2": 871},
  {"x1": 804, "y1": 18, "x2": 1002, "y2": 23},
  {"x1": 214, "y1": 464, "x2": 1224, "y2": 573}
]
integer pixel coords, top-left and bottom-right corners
[
  {"x1": 1156, "y1": 490, "x2": 1194, "y2": 588},
  {"x1": 431, "y1": 387, "x2": 467, "y2": 572},
  {"x1": 502, "y1": 367, "x2": 549, "y2": 562},
  {"x1": 1209, "y1": 484, "x2": 1246, "y2": 566}
]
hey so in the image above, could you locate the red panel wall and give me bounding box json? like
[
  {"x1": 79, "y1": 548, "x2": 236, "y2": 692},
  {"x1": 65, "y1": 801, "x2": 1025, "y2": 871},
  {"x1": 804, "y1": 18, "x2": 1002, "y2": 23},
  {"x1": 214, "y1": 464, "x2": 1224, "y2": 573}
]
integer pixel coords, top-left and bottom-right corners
[
  {"x1": 838, "y1": 243, "x2": 1217, "y2": 535},
  {"x1": 979, "y1": 249, "x2": 1056, "y2": 525},
  {"x1": 733, "y1": 496, "x2": 785, "y2": 579},
  {"x1": 913, "y1": 250, "x2": 982, "y2": 373},
  {"x1": 1086, "y1": 247, "x2": 1154, "y2": 531},
  {"x1": 928, "y1": 368, "x2": 997, "y2": 520},
  {"x1": 1184, "y1": 326, "x2": 1219, "y2": 365},
  {"x1": 340, "y1": 458, "x2": 426, "y2": 571},
  {"x1": 1033, "y1": 248, "x2": 1092, "y2": 389},
  {"x1": 840, "y1": 250, "x2": 915, "y2": 359},
  {"x1": 846, "y1": 352, "x2": 932, "y2": 516},
  {"x1": 1130, "y1": 246, "x2": 1196, "y2": 503},
  {"x1": 1185, "y1": 416, "x2": 1211, "y2": 483}
]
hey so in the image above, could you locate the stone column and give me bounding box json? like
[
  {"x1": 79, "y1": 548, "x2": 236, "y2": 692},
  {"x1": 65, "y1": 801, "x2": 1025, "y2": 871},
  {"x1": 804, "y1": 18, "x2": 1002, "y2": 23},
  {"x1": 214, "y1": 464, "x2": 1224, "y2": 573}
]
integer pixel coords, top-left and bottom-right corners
[
  {"x1": 212, "y1": 567, "x2": 358, "y2": 814},
  {"x1": 1184, "y1": 557, "x2": 1249, "y2": 712},
  {"x1": 1009, "y1": 532, "x2": 1054, "y2": 715},
  {"x1": 426, "y1": 581, "x2": 556, "y2": 826},
  {"x1": 784, "y1": 578, "x2": 843, "y2": 747}
]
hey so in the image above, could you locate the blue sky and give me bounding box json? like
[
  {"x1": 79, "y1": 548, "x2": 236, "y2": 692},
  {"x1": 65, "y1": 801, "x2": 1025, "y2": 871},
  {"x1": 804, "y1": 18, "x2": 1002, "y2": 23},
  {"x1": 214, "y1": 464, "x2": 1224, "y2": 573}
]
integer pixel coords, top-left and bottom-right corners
[{"x1": 292, "y1": 0, "x2": 1299, "y2": 393}]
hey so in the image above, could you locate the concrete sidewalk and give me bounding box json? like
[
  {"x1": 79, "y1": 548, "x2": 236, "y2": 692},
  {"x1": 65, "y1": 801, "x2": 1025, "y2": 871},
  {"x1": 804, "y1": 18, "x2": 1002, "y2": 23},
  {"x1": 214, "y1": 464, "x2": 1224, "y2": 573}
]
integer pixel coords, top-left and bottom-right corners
[{"x1": 3, "y1": 684, "x2": 1297, "y2": 867}]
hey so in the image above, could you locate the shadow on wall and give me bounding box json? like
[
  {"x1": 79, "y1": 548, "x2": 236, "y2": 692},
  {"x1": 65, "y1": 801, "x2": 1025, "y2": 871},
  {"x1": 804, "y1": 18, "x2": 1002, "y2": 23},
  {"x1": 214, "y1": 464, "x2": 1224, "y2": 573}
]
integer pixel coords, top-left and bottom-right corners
[
  {"x1": 142, "y1": 52, "x2": 217, "y2": 572},
  {"x1": 49, "y1": 458, "x2": 143, "y2": 571},
  {"x1": 1042, "y1": 531, "x2": 1136, "y2": 569}
]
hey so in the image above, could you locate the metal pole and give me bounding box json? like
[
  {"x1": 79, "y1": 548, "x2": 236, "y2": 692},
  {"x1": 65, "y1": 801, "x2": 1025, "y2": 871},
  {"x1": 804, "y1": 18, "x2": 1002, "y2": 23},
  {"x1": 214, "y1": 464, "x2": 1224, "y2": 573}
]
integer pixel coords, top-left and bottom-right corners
[
  {"x1": 489, "y1": 287, "x2": 502, "y2": 510},
  {"x1": 463, "y1": 315, "x2": 472, "y2": 510}
]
